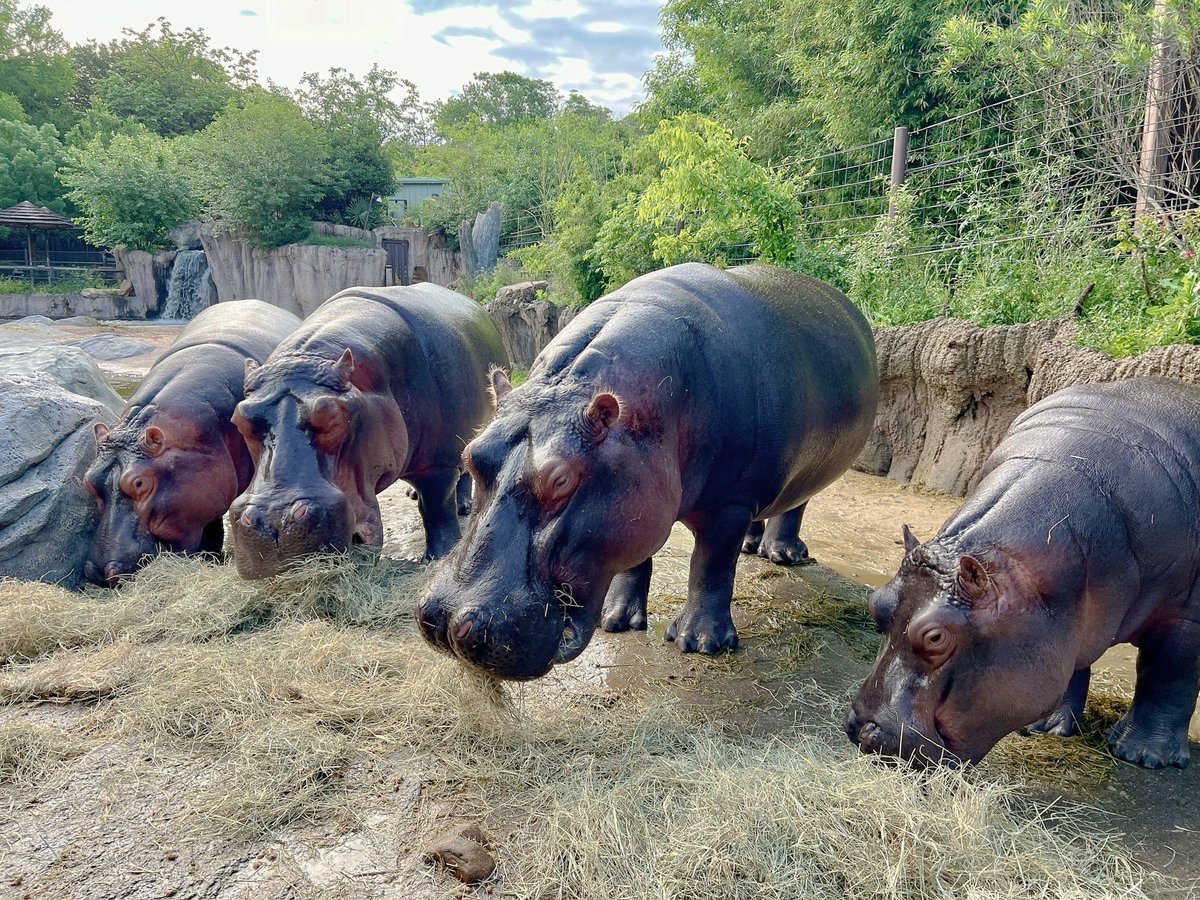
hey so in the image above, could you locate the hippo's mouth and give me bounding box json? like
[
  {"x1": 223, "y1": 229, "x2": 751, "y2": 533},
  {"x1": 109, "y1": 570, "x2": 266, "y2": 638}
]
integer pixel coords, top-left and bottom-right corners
[{"x1": 552, "y1": 580, "x2": 593, "y2": 664}]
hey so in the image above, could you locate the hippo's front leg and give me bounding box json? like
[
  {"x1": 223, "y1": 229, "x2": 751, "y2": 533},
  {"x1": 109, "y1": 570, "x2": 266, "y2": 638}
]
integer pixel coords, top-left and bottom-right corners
[
  {"x1": 1025, "y1": 667, "x2": 1090, "y2": 737},
  {"x1": 601, "y1": 558, "x2": 652, "y2": 632},
  {"x1": 409, "y1": 466, "x2": 464, "y2": 561},
  {"x1": 1107, "y1": 621, "x2": 1200, "y2": 768},
  {"x1": 668, "y1": 505, "x2": 752, "y2": 654}
]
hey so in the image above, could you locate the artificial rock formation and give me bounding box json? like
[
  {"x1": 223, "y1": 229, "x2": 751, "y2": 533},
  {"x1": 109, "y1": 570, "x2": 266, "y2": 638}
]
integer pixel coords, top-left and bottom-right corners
[
  {"x1": 484, "y1": 281, "x2": 580, "y2": 368},
  {"x1": 0, "y1": 375, "x2": 116, "y2": 588}
]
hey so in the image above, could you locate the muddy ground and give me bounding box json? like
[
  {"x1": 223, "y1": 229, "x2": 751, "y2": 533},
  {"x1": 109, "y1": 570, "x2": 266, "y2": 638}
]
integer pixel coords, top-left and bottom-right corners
[{"x1": 2, "y1": 318, "x2": 1198, "y2": 898}]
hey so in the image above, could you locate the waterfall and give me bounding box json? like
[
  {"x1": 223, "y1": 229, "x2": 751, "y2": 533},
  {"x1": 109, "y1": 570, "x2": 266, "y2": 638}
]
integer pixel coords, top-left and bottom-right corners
[{"x1": 162, "y1": 250, "x2": 216, "y2": 319}]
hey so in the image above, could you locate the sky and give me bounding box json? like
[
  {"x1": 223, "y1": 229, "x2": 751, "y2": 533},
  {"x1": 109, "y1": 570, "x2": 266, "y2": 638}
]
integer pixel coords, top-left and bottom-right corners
[{"x1": 40, "y1": 0, "x2": 665, "y2": 116}]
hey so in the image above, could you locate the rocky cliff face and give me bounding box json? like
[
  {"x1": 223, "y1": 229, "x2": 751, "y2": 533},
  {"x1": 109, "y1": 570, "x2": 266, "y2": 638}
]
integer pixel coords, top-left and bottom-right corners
[
  {"x1": 484, "y1": 281, "x2": 581, "y2": 368},
  {"x1": 200, "y1": 225, "x2": 387, "y2": 317},
  {"x1": 858, "y1": 317, "x2": 1200, "y2": 496}
]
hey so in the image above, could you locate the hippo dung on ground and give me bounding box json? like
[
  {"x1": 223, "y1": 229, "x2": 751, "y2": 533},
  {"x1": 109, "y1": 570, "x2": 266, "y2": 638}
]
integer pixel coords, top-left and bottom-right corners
[
  {"x1": 848, "y1": 378, "x2": 1200, "y2": 769},
  {"x1": 229, "y1": 284, "x2": 507, "y2": 578},
  {"x1": 84, "y1": 299, "x2": 301, "y2": 586},
  {"x1": 417, "y1": 263, "x2": 879, "y2": 679}
]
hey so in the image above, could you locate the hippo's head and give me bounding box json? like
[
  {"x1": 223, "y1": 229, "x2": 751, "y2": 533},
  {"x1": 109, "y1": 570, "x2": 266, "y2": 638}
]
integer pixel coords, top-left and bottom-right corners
[
  {"x1": 847, "y1": 526, "x2": 1076, "y2": 766},
  {"x1": 230, "y1": 349, "x2": 383, "y2": 579},
  {"x1": 415, "y1": 371, "x2": 681, "y2": 679},
  {"x1": 83, "y1": 414, "x2": 240, "y2": 587}
]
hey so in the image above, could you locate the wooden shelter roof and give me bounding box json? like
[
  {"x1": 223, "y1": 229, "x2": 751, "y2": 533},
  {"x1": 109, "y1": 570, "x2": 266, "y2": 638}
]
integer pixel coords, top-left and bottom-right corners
[{"x1": 0, "y1": 200, "x2": 76, "y2": 230}]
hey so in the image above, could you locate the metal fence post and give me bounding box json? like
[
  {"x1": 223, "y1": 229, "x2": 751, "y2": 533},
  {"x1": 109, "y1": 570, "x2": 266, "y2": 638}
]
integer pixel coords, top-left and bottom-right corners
[{"x1": 888, "y1": 126, "x2": 910, "y2": 218}]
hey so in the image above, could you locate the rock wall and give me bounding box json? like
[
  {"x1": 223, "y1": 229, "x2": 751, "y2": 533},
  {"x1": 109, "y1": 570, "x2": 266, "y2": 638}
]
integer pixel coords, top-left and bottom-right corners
[
  {"x1": 112, "y1": 248, "x2": 173, "y2": 316},
  {"x1": 0, "y1": 289, "x2": 156, "y2": 320},
  {"x1": 373, "y1": 226, "x2": 461, "y2": 287},
  {"x1": 200, "y1": 225, "x2": 387, "y2": 317},
  {"x1": 484, "y1": 282, "x2": 581, "y2": 369},
  {"x1": 857, "y1": 317, "x2": 1200, "y2": 496}
]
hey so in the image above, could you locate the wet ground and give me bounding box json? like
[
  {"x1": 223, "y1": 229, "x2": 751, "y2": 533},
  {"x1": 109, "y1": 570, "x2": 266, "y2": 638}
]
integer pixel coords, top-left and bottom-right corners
[{"x1": 6, "y1": 317, "x2": 1199, "y2": 895}]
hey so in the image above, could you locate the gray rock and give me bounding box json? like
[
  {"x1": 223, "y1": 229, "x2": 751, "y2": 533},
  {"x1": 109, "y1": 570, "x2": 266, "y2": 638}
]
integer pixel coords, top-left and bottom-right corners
[
  {"x1": 168, "y1": 218, "x2": 204, "y2": 251},
  {"x1": 485, "y1": 287, "x2": 580, "y2": 369},
  {"x1": 67, "y1": 333, "x2": 156, "y2": 360},
  {"x1": 0, "y1": 375, "x2": 116, "y2": 589},
  {"x1": 0, "y1": 321, "x2": 62, "y2": 345},
  {"x1": 56, "y1": 316, "x2": 98, "y2": 326},
  {"x1": 10, "y1": 315, "x2": 55, "y2": 326},
  {"x1": 0, "y1": 344, "x2": 125, "y2": 414}
]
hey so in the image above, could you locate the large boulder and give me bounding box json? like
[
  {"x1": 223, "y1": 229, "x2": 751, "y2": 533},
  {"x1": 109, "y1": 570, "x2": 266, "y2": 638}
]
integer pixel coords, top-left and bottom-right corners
[
  {"x1": 0, "y1": 376, "x2": 116, "y2": 589},
  {"x1": 0, "y1": 344, "x2": 125, "y2": 414},
  {"x1": 485, "y1": 282, "x2": 581, "y2": 369}
]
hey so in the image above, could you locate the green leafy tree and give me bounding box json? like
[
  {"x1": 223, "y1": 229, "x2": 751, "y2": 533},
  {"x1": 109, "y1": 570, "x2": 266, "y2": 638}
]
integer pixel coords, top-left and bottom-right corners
[
  {"x1": 437, "y1": 71, "x2": 560, "y2": 129},
  {"x1": 188, "y1": 91, "x2": 331, "y2": 247},
  {"x1": 92, "y1": 19, "x2": 258, "y2": 136},
  {"x1": 58, "y1": 127, "x2": 197, "y2": 248},
  {"x1": 0, "y1": 0, "x2": 76, "y2": 131},
  {"x1": 0, "y1": 116, "x2": 63, "y2": 210}
]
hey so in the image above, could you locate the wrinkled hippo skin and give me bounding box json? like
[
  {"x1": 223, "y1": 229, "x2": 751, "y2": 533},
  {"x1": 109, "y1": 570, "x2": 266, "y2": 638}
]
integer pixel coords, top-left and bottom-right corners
[
  {"x1": 83, "y1": 300, "x2": 300, "y2": 587},
  {"x1": 417, "y1": 263, "x2": 879, "y2": 679},
  {"x1": 228, "y1": 284, "x2": 507, "y2": 579},
  {"x1": 849, "y1": 378, "x2": 1200, "y2": 769}
]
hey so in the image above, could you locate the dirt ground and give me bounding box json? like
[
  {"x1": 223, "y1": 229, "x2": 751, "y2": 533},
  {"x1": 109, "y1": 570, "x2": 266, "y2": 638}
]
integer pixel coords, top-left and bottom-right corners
[{"x1": 2, "y1": 318, "x2": 1198, "y2": 898}]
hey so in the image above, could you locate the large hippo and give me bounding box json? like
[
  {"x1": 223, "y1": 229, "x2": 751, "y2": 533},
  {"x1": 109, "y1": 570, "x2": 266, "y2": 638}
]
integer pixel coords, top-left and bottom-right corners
[
  {"x1": 416, "y1": 263, "x2": 879, "y2": 679},
  {"x1": 848, "y1": 378, "x2": 1200, "y2": 769},
  {"x1": 83, "y1": 300, "x2": 301, "y2": 586},
  {"x1": 228, "y1": 284, "x2": 507, "y2": 578}
]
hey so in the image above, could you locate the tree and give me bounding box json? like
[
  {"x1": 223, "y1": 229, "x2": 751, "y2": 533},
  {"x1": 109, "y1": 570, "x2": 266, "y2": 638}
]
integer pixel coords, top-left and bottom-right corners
[
  {"x1": 0, "y1": 114, "x2": 63, "y2": 209},
  {"x1": 58, "y1": 127, "x2": 196, "y2": 247},
  {"x1": 437, "y1": 71, "x2": 560, "y2": 129},
  {"x1": 0, "y1": 0, "x2": 76, "y2": 131},
  {"x1": 92, "y1": 19, "x2": 257, "y2": 136},
  {"x1": 188, "y1": 91, "x2": 331, "y2": 247}
]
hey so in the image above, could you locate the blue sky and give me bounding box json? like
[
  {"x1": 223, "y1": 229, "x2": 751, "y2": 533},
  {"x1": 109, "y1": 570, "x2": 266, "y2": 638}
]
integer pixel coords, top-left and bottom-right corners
[{"x1": 41, "y1": 0, "x2": 666, "y2": 116}]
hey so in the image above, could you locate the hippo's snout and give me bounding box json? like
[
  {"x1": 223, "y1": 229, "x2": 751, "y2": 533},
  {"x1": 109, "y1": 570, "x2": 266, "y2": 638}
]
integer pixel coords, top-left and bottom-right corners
[{"x1": 230, "y1": 491, "x2": 355, "y2": 579}]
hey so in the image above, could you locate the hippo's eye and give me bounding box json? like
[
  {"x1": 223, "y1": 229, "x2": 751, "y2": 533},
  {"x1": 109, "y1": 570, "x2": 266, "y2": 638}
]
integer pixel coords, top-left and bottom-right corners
[
  {"x1": 121, "y1": 471, "x2": 155, "y2": 502},
  {"x1": 910, "y1": 620, "x2": 957, "y2": 667},
  {"x1": 536, "y1": 460, "x2": 580, "y2": 508}
]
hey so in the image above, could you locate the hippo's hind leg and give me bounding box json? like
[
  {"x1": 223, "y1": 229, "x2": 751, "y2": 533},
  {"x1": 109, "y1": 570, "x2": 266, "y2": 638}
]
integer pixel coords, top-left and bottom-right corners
[
  {"x1": 409, "y1": 467, "x2": 463, "y2": 562},
  {"x1": 667, "y1": 505, "x2": 752, "y2": 654},
  {"x1": 601, "y1": 558, "x2": 652, "y2": 632},
  {"x1": 1025, "y1": 667, "x2": 1090, "y2": 737},
  {"x1": 456, "y1": 471, "x2": 473, "y2": 516},
  {"x1": 1107, "y1": 620, "x2": 1200, "y2": 768},
  {"x1": 757, "y1": 504, "x2": 811, "y2": 567},
  {"x1": 741, "y1": 520, "x2": 764, "y2": 555}
]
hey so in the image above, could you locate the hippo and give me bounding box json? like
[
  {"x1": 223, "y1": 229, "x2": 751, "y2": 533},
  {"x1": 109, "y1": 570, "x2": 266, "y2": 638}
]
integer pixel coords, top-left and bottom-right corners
[
  {"x1": 848, "y1": 378, "x2": 1200, "y2": 769},
  {"x1": 228, "y1": 284, "x2": 507, "y2": 579},
  {"x1": 83, "y1": 300, "x2": 301, "y2": 586},
  {"x1": 416, "y1": 263, "x2": 879, "y2": 679}
]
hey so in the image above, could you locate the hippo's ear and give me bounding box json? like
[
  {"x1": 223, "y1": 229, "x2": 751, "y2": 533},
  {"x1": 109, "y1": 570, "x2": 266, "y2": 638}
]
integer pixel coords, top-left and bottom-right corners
[
  {"x1": 901, "y1": 524, "x2": 920, "y2": 553},
  {"x1": 143, "y1": 425, "x2": 167, "y2": 457},
  {"x1": 585, "y1": 392, "x2": 622, "y2": 441},
  {"x1": 333, "y1": 348, "x2": 355, "y2": 386},
  {"x1": 93, "y1": 422, "x2": 110, "y2": 446},
  {"x1": 489, "y1": 368, "x2": 513, "y2": 407},
  {"x1": 956, "y1": 554, "x2": 991, "y2": 605}
]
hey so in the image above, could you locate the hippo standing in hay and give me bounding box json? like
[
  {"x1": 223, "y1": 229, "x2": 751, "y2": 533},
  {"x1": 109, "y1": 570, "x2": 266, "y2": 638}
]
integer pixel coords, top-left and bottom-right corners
[
  {"x1": 417, "y1": 263, "x2": 879, "y2": 679},
  {"x1": 228, "y1": 284, "x2": 507, "y2": 578},
  {"x1": 84, "y1": 299, "x2": 301, "y2": 586},
  {"x1": 849, "y1": 378, "x2": 1200, "y2": 769}
]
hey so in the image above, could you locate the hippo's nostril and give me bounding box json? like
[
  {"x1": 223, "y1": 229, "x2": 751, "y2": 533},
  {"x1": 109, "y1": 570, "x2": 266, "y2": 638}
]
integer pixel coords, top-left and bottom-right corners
[
  {"x1": 453, "y1": 617, "x2": 474, "y2": 642},
  {"x1": 291, "y1": 501, "x2": 308, "y2": 522},
  {"x1": 103, "y1": 562, "x2": 125, "y2": 589},
  {"x1": 240, "y1": 511, "x2": 254, "y2": 528},
  {"x1": 858, "y1": 721, "x2": 884, "y2": 754}
]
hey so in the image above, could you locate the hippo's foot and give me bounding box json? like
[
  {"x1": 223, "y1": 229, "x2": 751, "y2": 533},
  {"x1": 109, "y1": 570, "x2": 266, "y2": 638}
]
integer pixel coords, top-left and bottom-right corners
[
  {"x1": 757, "y1": 536, "x2": 810, "y2": 567},
  {"x1": 741, "y1": 521, "x2": 764, "y2": 555},
  {"x1": 455, "y1": 471, "x2": 473, "y2": 517},
  {"x1": 1024, "y1": 708, "x2": 1081, "y2": 738},
  {"x1": 601, "y1": 559, "x2": 652, "y2": 632},
  {"x1": 665, "y1": 609, "x2": 738, "y2": 654},
  {"x1": 1106, "y1": 716, "x2": 1190, "y2": 769}
]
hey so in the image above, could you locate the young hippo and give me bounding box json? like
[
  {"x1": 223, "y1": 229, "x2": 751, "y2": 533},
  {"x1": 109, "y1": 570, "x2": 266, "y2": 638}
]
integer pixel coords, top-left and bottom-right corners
[
  {"x1": 83, "y1": 300, "x2": 301, "y2": 586},
  {"x1": 848, "y1": 378, "x2": 1200, "y2": 769},
  {"x1": 416, "y1": 263, "x2": 879, "y2": 679},
  {"x1": 228, "y1": 284, "x2": 507, "y2": 579}
]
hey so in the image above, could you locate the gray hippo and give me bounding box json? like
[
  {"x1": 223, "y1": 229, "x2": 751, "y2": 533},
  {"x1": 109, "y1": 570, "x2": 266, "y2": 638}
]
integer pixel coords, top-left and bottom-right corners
[
  {"x1": 228, "y1": 284, "x2": 507, "y2": 579},
  {"x1": 84, "y1": 300, "x2": 301, "y2": 586},
  {"x1": 848, "y1": 378, "x2": 1200, "y2": 769},
  {"x1": 416, "y1": 263, "x2": 879, "y2": 679}
]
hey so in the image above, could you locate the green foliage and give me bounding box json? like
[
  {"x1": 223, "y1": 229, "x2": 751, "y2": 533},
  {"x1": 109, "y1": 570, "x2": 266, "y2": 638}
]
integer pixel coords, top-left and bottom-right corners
[
  {"x1": 0, "y1": 0, "x2": 76, "y2": 131},
  {"x1": 90, "y1": 19, "x2": 257, "y2": 136},
  {"x1": 0, "y1": 116, "x2": 63, "y2": 210},
  {"x1": 437, "y1": 71, "x2": 560, "y2": 129},
  {"x1": 300, "y1": 228, "x2": 374, "y2": 249},
  {"x1": 188, "y1": 91, "x2": 331, "y2": 248},
  {"x1": 0, "y1": 271, "x2": 105, "y2": 293},
  {"x1": 455, "y1": 263, "x2": 532, "y2": 303},
  {"x1": 59, "y1": 127, "x2": 197, "y2": 249}
]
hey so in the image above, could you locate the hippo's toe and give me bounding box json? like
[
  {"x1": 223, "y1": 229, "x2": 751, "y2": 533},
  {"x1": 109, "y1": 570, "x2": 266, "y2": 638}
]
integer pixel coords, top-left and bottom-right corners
[
  {"x1": 758, "y1": 537, "x2": 811, "y2": 567},
  {"x1": 601, "y1": 592, "x2": 648, "y2": 632},
  {"x1": 666, "y1": 609, "x2": 738, "y2": 654},
  {"x1": 1106, "y1": 716, "x2": 1190, "y2": 769},
  {"x1": 1024, "y1": 707, "x2": 1082, "y2": 738}
]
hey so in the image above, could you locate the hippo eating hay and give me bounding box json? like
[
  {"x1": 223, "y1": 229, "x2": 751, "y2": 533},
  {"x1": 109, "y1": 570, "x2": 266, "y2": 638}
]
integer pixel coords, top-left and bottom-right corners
[
  {"x1": 848, "y1": 378, "x2": 1200, "y2": 769},
  {"x1": 228, "y1": 284, "x2": 507, "y2": 578},
  {"x1": 417, "y1": 263, "x2": 879, "y2": 679},
  {"x1": 84, "y1": 300, "x2": 301, "y2": 586}
]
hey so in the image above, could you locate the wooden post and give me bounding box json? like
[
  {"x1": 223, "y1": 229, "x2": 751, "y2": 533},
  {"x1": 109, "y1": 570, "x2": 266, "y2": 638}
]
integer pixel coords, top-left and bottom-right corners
[
  {"x1": 888, "y1": 126, "x2": 910, "y2": 218},
  {"x1": 1136, "y1": 0, "x2": 1174, "y2": 216}
]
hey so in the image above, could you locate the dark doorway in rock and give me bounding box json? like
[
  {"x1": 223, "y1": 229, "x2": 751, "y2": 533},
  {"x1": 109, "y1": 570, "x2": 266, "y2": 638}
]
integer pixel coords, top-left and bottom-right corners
[{"x1": 382, "y1": 239, "x2": 410, "y2": 285}]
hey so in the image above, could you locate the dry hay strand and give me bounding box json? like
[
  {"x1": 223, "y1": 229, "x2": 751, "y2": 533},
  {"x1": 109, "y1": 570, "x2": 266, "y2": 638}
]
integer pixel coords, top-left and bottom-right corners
[
  {"x1": 0, "y1": 578, "x2": 136, "y2": 664},
  {"x1": 0, "y1": 720, "x2": 81, "y2": 783},
  {"x1": 0, "y1": 639, "x2": 141, "y2": 704}
]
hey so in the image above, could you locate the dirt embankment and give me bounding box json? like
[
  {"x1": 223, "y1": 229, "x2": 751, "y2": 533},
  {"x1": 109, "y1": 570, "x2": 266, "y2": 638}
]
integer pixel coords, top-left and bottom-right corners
[{"x1": 856, "y1": 317, "x2": 1200, "y2": 495}]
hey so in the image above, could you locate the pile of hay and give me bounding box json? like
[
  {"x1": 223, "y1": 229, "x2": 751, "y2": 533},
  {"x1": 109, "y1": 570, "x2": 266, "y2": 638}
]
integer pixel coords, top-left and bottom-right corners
[{"x1": 0, "y1": 554, "x2": 1164, "y2": 898}]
